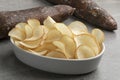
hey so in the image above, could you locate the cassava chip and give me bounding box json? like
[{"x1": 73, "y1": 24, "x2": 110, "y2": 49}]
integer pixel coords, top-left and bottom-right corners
[
  {"x1": 76, "y1": 45, "x2": 96, "y2": 59},
  {"x1": 54, "y1": 23, "x2": 73, "y2": 37},
  {"x1": 52, "y1": 41, "x2": 66, "y2": 53},
  {"x1": 68, "y1": 21, "x2": 88, "y2": 35},
  {"x1": 8, "y1": 28, "x2": 25, "y2": 40},
  {"x1": 28, "y1": 50, "x2": 48, "y2": 56},
  {"x1": 24, "y1": 24, "x2": 33, "y2": 39},
  {"x1": 74, "y1": 34, "x2": 100, "y2": 55},
  {"x1": 19, "y1": 39, "x2": 41, "y2": 49},
  {"x1": 74, "y1": 33, "x2": 91, "y2": 47},
  {"x1": 33, "y1": 43, "x2": 57, "y2": 52},
  {"x1": 27, "y1": 19, "x2": 40, "y2": 29},
  {"x1": 14, "y1": 41, "x2": 28, "y2": 50},
  {"x1": 15, "y1": 23, "x2": 27, "y2": 32},
  {"x1": 46, "y1": 51, "x2": 66, "y2": 58},
  {"x1": 42, "y1": 26, "x2": 49, "y2": 41},
  {"x1": 44, "y1": 16, "x2": 56, "y2": 29},
  {"x1": 60, "y1": 36, "x2": 76, "y2": 59},
  {"x1": 92, "y1": 29, "x2": 104, "y2": 44},
  {"x1": 25, "y1": 25, "x2": 44, "y2": 41},
  {"x1": 45, "y1": 29, "x2": 62, "y2": 42}
]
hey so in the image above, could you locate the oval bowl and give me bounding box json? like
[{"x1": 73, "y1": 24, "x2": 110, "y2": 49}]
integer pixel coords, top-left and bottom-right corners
[{"x1": 10, "y1": 38, "x2": 105, "y2": 75}]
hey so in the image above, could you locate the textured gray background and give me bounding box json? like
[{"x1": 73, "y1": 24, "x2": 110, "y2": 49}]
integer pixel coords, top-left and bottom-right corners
[{"x1": 0, "y1": 0, "x2": 120, "y2": 80}]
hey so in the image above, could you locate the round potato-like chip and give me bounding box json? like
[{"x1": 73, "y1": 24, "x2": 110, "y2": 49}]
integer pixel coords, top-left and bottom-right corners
[
  {"x1": 74, "y1": 34, "x2": 100, "y2": 55},
  {"x1": 60, "y1": 36, "x2": 76, "y2": 59},
  {"x1": 52, "y1": 41, "x2": 70, "y2": 59},
  {"x1": 68, "y1": 21, "x2": 88, "y2": 35},
  {"x1": 14, "y1": 41, "x2": 28, "y2": 50},
  {"x1": 24, "y1": 24, "x2": 33, "y2": 39},
  {"x1": 25, "y1": 25, "x2": 44, "y2": 41},
  {"x1": 27, "y1": 19, "x2": 40, "y2": 29},
  {"x1": 33, "y1": 43, "x2": 57, "y2": 52},
  {"x1": 45, "y1": 29, "x2": 62, "y2": 42},
  {"x1": 53, "y1": 41, "x2": 66, "y2": 52},
  {"x1": 15, "y1": 23, "x2": 27, "y2": 32},
  {"x1": 43, "y1": 16, "x2": 56, "y2": 29},
  {"x1": 41, "y1": 26, "x2": 49, "y2": 43},
  {"x1": 92, "y1": 29, "x2": 104, "y2": 52},
  {"x1": 43, "y1": 26, "x2": 49, "y2": 36},
  {"x1": 28, "y1": 50, "x2": 48, "y2": 56},
  {"x1": 92, "y1": 29, "x2": 104, "y2": 45},
  {"x1": 8, "y1": 28, "x2": 25, "y2": 41},
  {"x1": 19, "y1": 39, "x2": 41, "y2": 49},
  {"x1": 54, "y1": 23, "x2": 73, "y2": 38},
  {"x1": 46, "y1": 51, "x2": 66, "y2": 59},
  {"x1": 76, "y1": 45, "x2": 96, "y2": 59}
]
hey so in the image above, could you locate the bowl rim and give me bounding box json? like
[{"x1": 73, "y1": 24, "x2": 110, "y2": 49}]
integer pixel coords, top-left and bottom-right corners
[{"x1": 10, "y1": 38, "x2": 105, "y2": 61}]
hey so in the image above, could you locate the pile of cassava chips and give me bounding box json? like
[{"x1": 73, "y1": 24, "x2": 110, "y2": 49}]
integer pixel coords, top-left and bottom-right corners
[{"x1": 9, "y1": 16, "x2": 104, "y2": 59}]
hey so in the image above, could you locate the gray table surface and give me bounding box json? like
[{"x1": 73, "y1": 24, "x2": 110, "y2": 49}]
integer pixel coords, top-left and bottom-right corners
[{"x1": 0, "y1": 0, "x2": 120, "y2": 80}]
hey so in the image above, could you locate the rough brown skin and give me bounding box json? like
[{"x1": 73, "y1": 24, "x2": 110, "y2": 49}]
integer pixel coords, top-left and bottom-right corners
[
  {"x1": 46, "y1": 0, "x2": 117, "y2": 31},
  {"x1": 0, "y1": 5, "x2": 75, "y2": 39}
]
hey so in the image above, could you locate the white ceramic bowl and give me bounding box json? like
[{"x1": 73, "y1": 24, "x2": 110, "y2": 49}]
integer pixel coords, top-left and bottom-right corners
[{"x1": 10, "y1": 38, "x2": 105, "y2": 75}]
